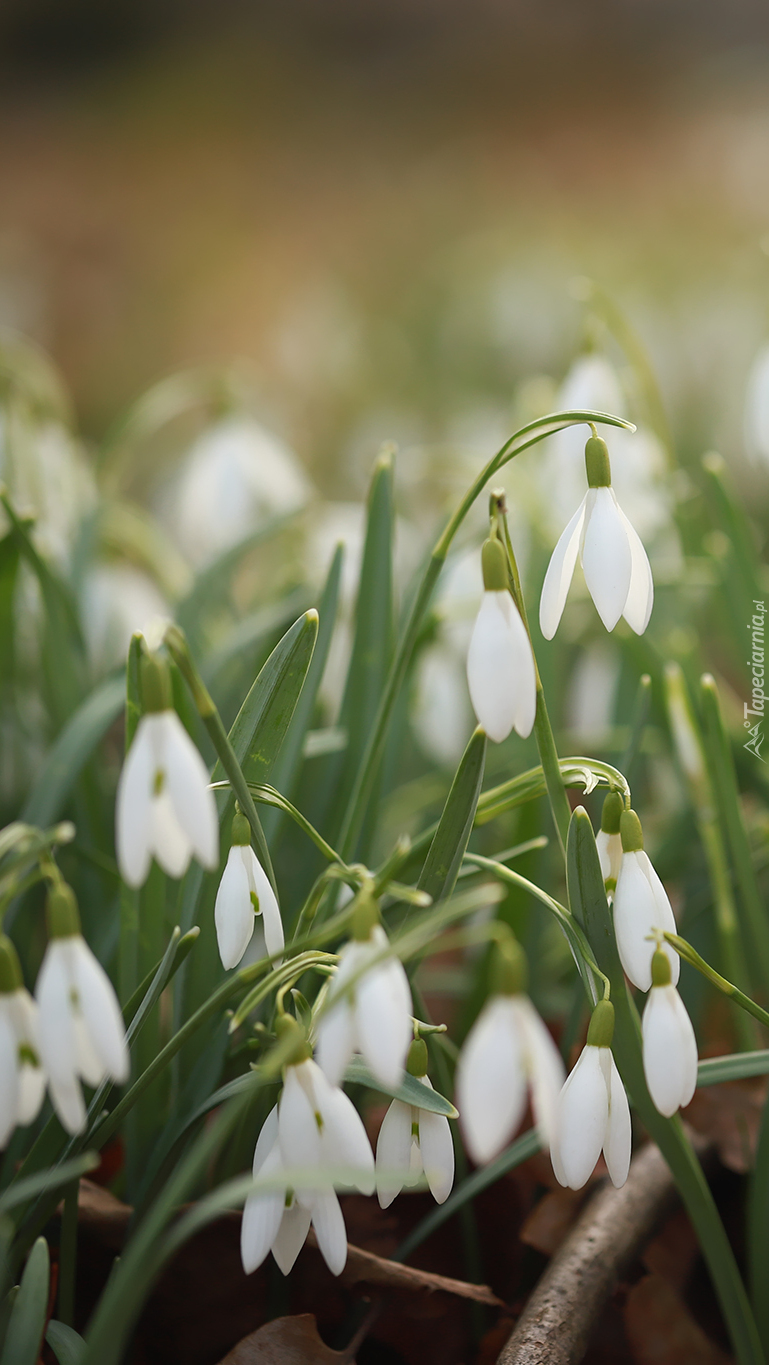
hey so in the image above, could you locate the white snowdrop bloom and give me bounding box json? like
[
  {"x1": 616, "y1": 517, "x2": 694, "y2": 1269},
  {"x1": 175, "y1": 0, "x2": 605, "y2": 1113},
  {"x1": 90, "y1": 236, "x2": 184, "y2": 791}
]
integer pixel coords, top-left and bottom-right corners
[
  {"x1": 375, "y1": 1041, "x2": 455, "y2": 1208},
  {"x1": 241, "y1": 1050, "x2": 374, "y2": 1278},
  {"x1": 156, "y1": 414, "x2": 314, "y2": 569},
  {"x1": 0, "y1": 417, "x2": 97, "y2": 570},
  {"x1": 539, "y1": 435, "x2": 653, "y2": 640},
  {"x1": 456, "y1": 936, "x2": 565, "y2": 1165},
  {"x1": 596, "y1": 792, "x2": 624, "y2": 891},
  {"x1": 613, "y1": 810, "x2": 678, "y2": 993},
  {"x1": 642, "y1": 950, "x2": 698, "y2": 1117},
  {"x1": 80, "y1": 564, "x2": 170, "y2": 672},
  {"x1": 214, "y1": 813, "x2": 283, "y2": 970},
  {"x1": 316, "y1": 902, "x2": 412, "y2": 1092},
  {"x1": 550, "y1": 1001, "x2": 631, "y2": 1191},
  {"x1": 116, "y1": 657, "x2": 218, "y2": 888},
  {"x1": 36, "y1": 886, "x2": 129, "y2": 1135},
  {"x1": 0, "y1": 936, "x2": 46, "y2": 1147},
  {"x1": 466, "y1": 537, "x2": 536, "y2": 743},
  {"x1": 413, "y1": 643, "x2": 473, "y2": 767},
  {"x1": 744, "y1": 343, "x2": 769, "y2": 467}
]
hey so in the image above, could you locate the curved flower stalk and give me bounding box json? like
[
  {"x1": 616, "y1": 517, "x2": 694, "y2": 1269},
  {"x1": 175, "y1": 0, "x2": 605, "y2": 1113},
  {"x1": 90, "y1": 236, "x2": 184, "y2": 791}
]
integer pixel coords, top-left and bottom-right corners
[
  {"x1": 0, "y1": 935, "x2": 46, "y2": 1146},
  {"x1": 241, "y1": 1042, "x2": 374, "y2": 1278},
  {"x1": 550, "y1": 1000, "x2": 631, "y2": 1190},
  {"x1": 215, "y1": 812, "x2": 283, "y2": 969},
  {"x1": 596, "y1": 791, "x2": 624, "y2": 892},
  {"x1": 613, "y1": 809, "x2": 678, "y2": 992},
  {"x1": 36, "y1": 884, "x2": 129, "y2": 1134},
  {"x1": 642, "y1": 948, "x2": 698, "y2": 1117},
  {"x1": 539, "y1": 434, "x2": 653, "y2": 639},
  {"x1": 116, "y1": 655, "x2": 219, "y2": 887},
  {"x1": 456, "y1": 935, "x2": 565, "y2": 1164},
  {"x1": 466, "y1": 536, "x2": 536, "y2": 743},
  {"x1": 316, "y1": 895, "x2": 412, "y2": 1091},
  {"x1": 375, "y1": 1039, "x2": 454, "y2": 1208}
]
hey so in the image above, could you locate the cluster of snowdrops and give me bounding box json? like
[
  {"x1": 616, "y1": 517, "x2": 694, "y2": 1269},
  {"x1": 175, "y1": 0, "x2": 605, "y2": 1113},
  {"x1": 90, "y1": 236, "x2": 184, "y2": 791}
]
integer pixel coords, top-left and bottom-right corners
[{"x1": 0, "y1": 428, "x2": 698, "y2": 1279}]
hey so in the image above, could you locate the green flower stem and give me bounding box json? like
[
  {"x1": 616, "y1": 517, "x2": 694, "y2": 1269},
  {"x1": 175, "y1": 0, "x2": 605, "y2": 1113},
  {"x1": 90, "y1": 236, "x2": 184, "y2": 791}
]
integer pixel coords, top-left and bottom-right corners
[
  {"x1": 336, "y1": 409, "x2": 633, "y2": 860},
  {"x1": 664, "y1": 664, "x2": 756, "y2": 1050},
  {"x1": 664, "y1": 933, "x2": 769, "y2": 1032},
  {"x1": 700, "y1": 674, "x2": 769, "y2": 999},
  {"x1": 164, "y1": 623, "x2": 275, "y2": 889}
]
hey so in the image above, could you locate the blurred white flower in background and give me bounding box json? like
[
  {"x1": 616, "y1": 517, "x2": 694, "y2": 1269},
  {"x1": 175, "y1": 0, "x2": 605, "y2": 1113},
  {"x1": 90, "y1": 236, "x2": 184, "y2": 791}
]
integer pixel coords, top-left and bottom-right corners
[
  {"x1": 744, "y1": 343, "x2": 769, "y2": 465},
  {"x1": 80, "y1": 564, "x2": 170, "y2": 671},
  {"x1": 566, "y1": 643, "x2": 621, "y2": 745},
  {"x1": 155, "y1": 415, "x2": 314, "y2": 569},
  {"x1": 0, "y1": 418, "x2": 96, "y2": 568}
]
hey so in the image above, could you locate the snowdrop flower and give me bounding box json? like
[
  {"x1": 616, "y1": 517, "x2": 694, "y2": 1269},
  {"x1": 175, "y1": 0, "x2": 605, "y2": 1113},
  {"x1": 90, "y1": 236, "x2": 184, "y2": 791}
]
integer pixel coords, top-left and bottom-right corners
[
  {"x1": 550, "y1": 1000, "x2": 631, "y2": 1190},
  {"x1": 466, "y1": 536, "x2": 537, "y2": 743},
  {"x1": 36, "y1": 885, "x2": 129, "y2": 1135},
  {"x1": 456, "y1": 936, "x2": 565, "y2": 1164},
  {"x1": 214, "y1": 813, "x2": 283, "y2": 970},
  {"x1": 316, "y1": 895, "x2": 412, "y2": 1091},
  {"x1": 241, "y1": 1037, "x2": 374, "y2": 1277},
  {"x1": 116, "y1": 655, "x2": 219, "y2": 887},
  {"x1": 744, "y1": 343, "x2": 769, "y2": 467},
  {"x1": 596, "y1": 791, "x2": 624, "y2": 891},
  {"x1": 539, "y1": 434, "x2": 653, "y2": 639},
  {"x1": 642, "y1": 948, "x2": 698, "y2": 1117},
  {"x1": 613, "y1": 809, "x2": 678, "y2": 993},
  {"x1": 376, "y1": 1039, "x2": 455, "y2": 1208},
  {"x1": 0, "y1": 935, "x2": 46, "y2": 1146}
]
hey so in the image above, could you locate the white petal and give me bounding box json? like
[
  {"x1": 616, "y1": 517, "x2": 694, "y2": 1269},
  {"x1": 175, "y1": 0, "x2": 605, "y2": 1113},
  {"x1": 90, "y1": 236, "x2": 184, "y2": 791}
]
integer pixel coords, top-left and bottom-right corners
[
  {"x1": 241, "y1": 1138, "x2": 285, "y2": 1274},
  {"x1": 17, "y1": 1065, "x2": 46, "y2": 1127},
  {"x1": 311, "y1": 1190, "x2": 347, "y2": 1276},
  {"x1": 214, "y1": 848, "x2": 255, "y2": 970},
  {"x1": 245, "y1": 848, "x2": 284, "y2": 964},
  {"x1": 517, "y1": 998, "x2": 566, "y2": 1146},
  {"x1": 72, "y1": 1014, "x2": 105, "y2": 1087},
  {"x1": 316, "y1": 999, "x2": 355, "y2": 1088},
  {"x1": 115, "y1": 717, "x2": 155, "y2": 887},
  {"x1": 418, "y1": 1106, "x2": 455, "y2": 1204},
  {"x1": 554, "y1": 1046, "x2": 608, "y2": 1190},
  {"x1": 456, "y1": 996, "x2": 527, "y2": 1164},
  {"x1": 613, "y1": 852, "x2": 678, "y2": 992},
  {"x1": 150, "y1": 789, "x2": 192, "y2": 880},
  {"x1": 580, "y1": 487, "x2": 632, "y2": 632},
  {"x1": 36, "y1": 942, "x2": 78, "y2": 1091},
  {"x1": 311, "y1": 1065, "x2": 375, "y2": 1195},
  {"x1": 376, "y1": 1100, "x2": 413, "y2": 1208},
  {"x1": 539, "y1": 496, "x2": 587, "y2": 640},
  {"x1": 603, "y1": 1053, "x2": 632, "y2": 1188},
  {"x1": 596, "y1": 831, "x2": 622, "y2": 887},
  {"x1": 356, "y1": 943, "x2": 412, "y2": 1091},
  {"x1": 252, "y1": 1105, "x2": 279, "y2": 1175},
  {"x1": 271, "y1": 1200, "x2": 312, "y2": 1275},
  {"x1": 162, "y1": 711, "x2": 219, "y2": 869},
  {"x1": 48, "y1": 1074, "x2": 86, "y2": 1135},
  {"x1": 466, "y1": 593, "x2": 536, "y2": 743},
  {"x1": 71, "y1": 938, "x2": 129, "y2": 1083},
  {"x1": 0, "y1": 1013, "x2": 19, "y2": 1147},
  {"x1": 278, "y1": 1066, "x2": 321, "y2": 1196},
  {"x1": 616, "y1": 501, "x2": 654, "y2": 634},
  {"x1": 642, "y1": 985, "x2": 697, "y2": 1117}
]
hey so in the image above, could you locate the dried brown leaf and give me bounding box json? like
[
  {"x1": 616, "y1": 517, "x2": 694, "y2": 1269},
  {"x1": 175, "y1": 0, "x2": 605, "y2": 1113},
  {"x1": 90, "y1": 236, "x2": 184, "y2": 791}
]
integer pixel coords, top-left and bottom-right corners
[
  {"x1": 519, "y1": 1186, "x2": 586, "y2": 1256},
  {"x1": 685, "y1": 1078, "x2": 766, "y2": 1173},
  {"x1": 624, "y1": 1273, "x2": 732, "y2": 1365},
  {"x1": 215, "y1": 1314, "x2": 353, "y2": 1365}
]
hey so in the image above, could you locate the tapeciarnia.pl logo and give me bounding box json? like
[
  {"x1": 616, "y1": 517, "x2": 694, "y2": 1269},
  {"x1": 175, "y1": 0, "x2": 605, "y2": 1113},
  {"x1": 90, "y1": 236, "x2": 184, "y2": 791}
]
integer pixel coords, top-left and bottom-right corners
[{"x1": 744, "y1": 600, "x2": 766, "y2": 762}]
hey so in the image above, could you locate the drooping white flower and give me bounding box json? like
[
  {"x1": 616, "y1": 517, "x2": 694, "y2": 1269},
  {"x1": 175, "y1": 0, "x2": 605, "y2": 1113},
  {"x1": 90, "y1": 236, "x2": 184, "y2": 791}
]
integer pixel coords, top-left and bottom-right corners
[
  {"x1": 0, "y1": 935, "x2": 46, "y2": 1147},
  {"x1": 241, "y1": 1051, "x2": 374, "y2": 1278},
  {"x1": 466, "y1": 536, "x2": 536, "y2": 743},
  {"x1": 376, "y1": 1040, "x2": 455, "y2": 1208},
  {"x1": 539, "y1": 434, "x2": 653, "y2": 639},
  {"x1": 642, "y1": 950, "x2": 698, "y2": 1117},
  {"x1": 36, "y1": 886, "x2": 129, "y2": 1135},
  {"x1": 612, "y1": 809, "x2": 678, "y2": 993},
  {"x1": 550, "y1": 1001, "x2": 631, "y2": 1190},
  {"x1": 456, "y1": 936, "x2": 565, "y2": 1165},
  {"x1": 316, "y1": 900, "x2": 412, "y2": 1092},
  {"x1": 116, "y1": 656, "x2": 218, "y2": 888},
  {"x1": 215, "y1": 813, "x2": 283, "y2": 970},
  {"x1": 596, "y1": 791, "x2": 624, "y2": 891},
  {"x1": 744, "y1": 343, "x2": 769, "y2": 467}
]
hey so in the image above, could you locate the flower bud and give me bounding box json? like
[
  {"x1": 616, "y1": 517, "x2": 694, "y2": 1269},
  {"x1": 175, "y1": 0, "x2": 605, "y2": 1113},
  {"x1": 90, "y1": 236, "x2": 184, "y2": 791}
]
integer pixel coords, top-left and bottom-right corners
[{"x1": 585, "y1": 435, "x2": 612, "y2": 488}]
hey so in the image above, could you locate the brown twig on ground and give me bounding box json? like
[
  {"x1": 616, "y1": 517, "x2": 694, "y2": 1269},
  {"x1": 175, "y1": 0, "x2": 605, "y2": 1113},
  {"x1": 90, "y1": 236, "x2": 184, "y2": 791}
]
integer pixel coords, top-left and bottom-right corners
[{"x1": 497, "y1": 1136, "x2": 711, "y2": 1365}]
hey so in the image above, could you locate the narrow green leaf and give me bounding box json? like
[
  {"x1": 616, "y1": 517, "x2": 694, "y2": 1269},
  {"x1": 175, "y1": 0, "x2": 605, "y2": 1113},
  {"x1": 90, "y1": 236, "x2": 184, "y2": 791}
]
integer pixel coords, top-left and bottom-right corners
[
  {"x1": 699, "y1": 1052, "x2": 769, "y2": 1086},
  {"x1": 418, "y1": 727, "x2": 486, "y2": 904},
  {"x1": 21, "y1": 676, "x2": 124, "y2": 827},
  {"x1": 343, "y1": 1056, "x2": 458, "y2": 1117},
  {"x1": 45, "y1": 1320, "x2": 85, "y2": 1365},
  {"x1": 0, "y1": 1236, "x2": 49, "y2": 1365},
  {"x1": 0, "y1": 1154, "x2": 98, "y2": 1216},
  {"x1": 567, "y1": 805, "x2": 763, "y2": 1365}
]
